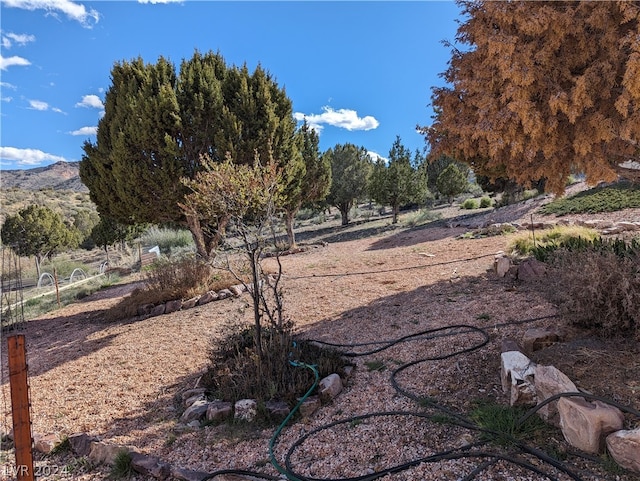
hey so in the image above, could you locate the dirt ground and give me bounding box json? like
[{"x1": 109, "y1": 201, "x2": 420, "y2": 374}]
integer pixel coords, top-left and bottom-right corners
[{"x1": 1, "y1": 190, "x2": 640, "y2": 480}]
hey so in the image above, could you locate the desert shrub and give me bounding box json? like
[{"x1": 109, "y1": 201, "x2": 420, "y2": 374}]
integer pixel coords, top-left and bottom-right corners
[
  {"x1": 508, "y1": 225, "x2": 600, "y2": 260},
  {"x1": 139, "y1": 226, "x2": 194, "y2": 256},
  {"x1": 544, "y1": 248, "x2": 640, "y2": 340},
  {"x1": 479, "y1": 197, "x2": 492, "y2": 208},
  {"x1": 203, "y1": 322, "x2": 350, "y2": 415},
  {"x1": 403, "y1": 209, "x2": 442, "y2": 228},
  {"x1": 461, "y1": 199, "x2": 478, "y2": 210},
  {"x1": 540, "y1": 181, "x2": 640, "y2": 215},
  {"x1": 103, "y1": 257, "x2": 242, "y2": 322}
]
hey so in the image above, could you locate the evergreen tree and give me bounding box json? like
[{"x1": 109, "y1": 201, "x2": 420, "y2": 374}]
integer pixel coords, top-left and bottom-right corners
[
  {"x1": 436, "y1": 164, "x2": 468, "y2": 204},
  {"x1": 1, "y1": 205, "x2": 80, "y2": 277},
  {"x1": 424, "y1": 1, "x2": 640, "y2": 194},
  {"x1": 368, "y1": 136, "x2": 428, "y2": 223},
  {"x1": 81, "y1": 50, "x2": 302, "y2": 259},
  {"x1": 325, "y1": 144, "x2": 371, "y2": 225}
]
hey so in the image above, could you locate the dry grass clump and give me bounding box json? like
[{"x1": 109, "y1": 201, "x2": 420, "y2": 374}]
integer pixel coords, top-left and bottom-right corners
[
  {"x1": 103, "y1": 256, "x2": 242, "y2": 322},
  {"x1": 545, "y1": 249, "x2": 640, "y2": 340}
]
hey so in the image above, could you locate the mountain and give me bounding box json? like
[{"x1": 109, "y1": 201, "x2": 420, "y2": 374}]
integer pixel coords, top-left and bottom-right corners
[{"x1": 1, "y1": 161, "x2": 87, "y2": 192}]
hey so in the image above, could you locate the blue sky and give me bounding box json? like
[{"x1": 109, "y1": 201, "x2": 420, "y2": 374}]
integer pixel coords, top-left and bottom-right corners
[{"x1": 0, "y1": 0, "x2": 461, "y2": 171}]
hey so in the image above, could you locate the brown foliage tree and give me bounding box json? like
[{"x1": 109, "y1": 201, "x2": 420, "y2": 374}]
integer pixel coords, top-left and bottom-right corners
[{"x1": 423, "y1": 1, "x2": 640, "y2": 194}]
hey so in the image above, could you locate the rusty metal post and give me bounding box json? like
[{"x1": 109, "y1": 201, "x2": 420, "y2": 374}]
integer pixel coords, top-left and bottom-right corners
[{"x1": 7, "y1": 334, "x2": 34, "y2": 481}]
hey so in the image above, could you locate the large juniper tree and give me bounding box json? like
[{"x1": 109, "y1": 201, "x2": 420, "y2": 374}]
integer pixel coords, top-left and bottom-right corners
[
  {"x1": 325, "y1": 143, "x2": 371, "y2": 225},
  {"x1": 80, "y1": 50, "x2": 302, "y2": 259},
  {"x1": 424, "y1": 1, "x2": 640, "y2": 194}
]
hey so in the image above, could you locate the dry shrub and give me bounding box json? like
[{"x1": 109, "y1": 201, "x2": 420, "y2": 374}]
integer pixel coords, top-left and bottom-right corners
[
  {"x1": 103, "y1": 256, "x2": 243, "y2": 322},
  {"x1": 546, "y1": 249, "x2": 640, "y2": 340}
]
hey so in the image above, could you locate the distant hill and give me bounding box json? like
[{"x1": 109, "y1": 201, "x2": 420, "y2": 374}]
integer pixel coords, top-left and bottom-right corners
[{"x1": 1, "y1": 161, "x2": 87, "y2": 192}]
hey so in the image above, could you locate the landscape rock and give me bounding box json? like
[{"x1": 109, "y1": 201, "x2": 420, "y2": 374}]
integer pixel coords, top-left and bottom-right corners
[
  {"x1": 184, "y1": 394, "x2": 206, "y2": 408},
  {"x1": 500, "y1": 350, "x2": 536, "y2": 406},
  {"x1": 558, "y1": 397, "x2": 624, "y2": 454},
  {"x1": 130, "y1": 452, "x2": 171, "y2": 480},
  {"x1": 342, "y1": 365, "x2": 355, "y2": 385},
  {"x1": 165, "y1": 299, "x2": 183, "y2": 314},
  {"x1": 181, "y1": 388, "x2": 206, "y2": 403},
  {"x1": 522, "y1": 328, "x2": 560, "y2": 352},
  {"x1": 517, "y1": 258, "x2": 547, "y2": 282},
  {"x1": 206, "y1": 401, "x2": 233, "y2": 422},
  {"x1": 170, "y1": 465, "x2": 212, "y2": 481},
  {"x1": 88, "y1": 441, "x2": 129, "y2": 465},
  {"x1": 137, "y1": 303, "x2": 154, "y2": 317},
  {"x1": 298, "y1": 395, "x2": 320, "y2": 418},
  {"x1": 229, "y1": 284, "x2": 245, "y2": 297},
  {"x1": 151, "y1": 303, "x2": 166, "y2": 317},
  {"x1": 265, "y1": 400, "x2": 290, "y2": 420},
  {"x1": 182, "y1": 296, "x2": 200, "y2": 310},
  {"x1": 616, "y1": 221, "x2": 640, "y2": 232},
  {"x1": 533, "y1": 364, "x2": 578, "y2": 426},
  {"x1": 197, "y1": 291, "x2": 218, "y2": 305},
  {"x1": 494, "y1": 255, "x2": 511, "y2": 278},
  {"x1": 68, "y1": 432, "x2": 99, "y2": 456},
  {"x1": 234, "y1": 399, "x2": 257, "y2": 421},
  {"x1": 606, "y1": 428, "x2": 640, "y2": 473},
  {"x1": 217, "y1": 289, "x2": 232, "y2": 300},
  {"x1": 318, "y1": 373, "x2": 343, "y2": 402},
  {"x1": 33, "y1": 433, "x2": 62, "y2": 454},
  {"x1": 180, "y1": 399, "x2": 209, "y2": 423}
]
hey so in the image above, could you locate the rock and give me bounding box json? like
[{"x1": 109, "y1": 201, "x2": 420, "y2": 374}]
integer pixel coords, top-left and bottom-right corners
[
  {"x1": 182, "y1": 296, "x2": 200, "y2": 310},
  {"x1": 206, "y1": 401, "x2": 233, "y2": 422},
  {"x1": 137, "y1": 303, "x2": 154, "y2": 317},
  {"x1": 151, "y1": 303, "x2": 166, "y2": 317},
  {"x1": 180, "y1": 399, "x2": 209, "y2": 423},
  {"x1": 234, "y1": 399, "x2": 257, "y2": 421},
  {"x1": 298, "y1": 395, "x2": 320, "y2": 418},
  {"x1": 265, "y1": 400, "x2": 290, "y2": 420},
  {"x1": 494, "y1": 255, "x2": 511, "y2": 278},
  {"x1": 500, "y1": 350, "x2": 536, "y2": 406},
  {"x1": 533, "y1": 364, "x2": 578, "y2": 426},
  {"x1": 181, "y1": 388, "x2": 206, "y2": 403},
  {"x1": 616, "y1": 221, "x2": 640, "y2": 232},
  {"x1": 165, "y1": 299, "x2": 183, "y2": 314},
  {"x1": 130, "y1": 452, "x2": 171, "y2": 480},
  {"x1": 184, "y1": 394, "x2": 206, "y2": 408},
  {"x1": 197, "y1": 291, "x2": 218, "y2": 305},
  {"x1": 187, "y1": 420, "x2": 201, "y2": 428},
  {"x1": 558, "y1": 397, "x2": 624, "y2": 454},
  {"x1": 68, "y1": 433, "x2": 99, "y2": 456},
  {"x1": 606, "y1": 428, "x2": 640, "y2": 473},
  {"x1": 318, "y1": 373, "x2": 343, "y2": 402},
  {"x1": 522, "y1": 328, "x2": 560, "y2": 352},
  {"x1": 217, "y1": 289, "x2": 232, "y2": 299},
  {"x1": 229, "y1": 284, "x2": 245, "y2": 297},
  {"x1": 33, "y1": 433, "x2": 62, "y2": 454},
  {"x1": 88, "y1": 441, "x2": 129, "y2": 466},
  {"x1": 517, "y1": 258, "x2": 547, "y2": 282},
  {"x1": 342, "y1": 365, "x2": 355, "y2": 385},
  {"x1": 170, "y1": 466, "x2": 212, "y2": 481}
]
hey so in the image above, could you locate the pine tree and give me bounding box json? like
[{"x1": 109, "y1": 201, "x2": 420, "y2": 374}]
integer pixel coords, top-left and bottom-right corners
[{"x1": 325, "y1": 144, "x2": 371, "y2": 225}]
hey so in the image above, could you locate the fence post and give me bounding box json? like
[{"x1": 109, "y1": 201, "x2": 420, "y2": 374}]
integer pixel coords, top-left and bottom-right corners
[{"x1": 7, "y1": 334, "x2": 35, "y2": 481}]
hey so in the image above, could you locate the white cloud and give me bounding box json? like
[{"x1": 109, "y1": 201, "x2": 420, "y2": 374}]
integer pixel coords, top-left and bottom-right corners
[
  {"x1": 294, "y1": 106, "x2": 379, "y2": 133},
  {"x1": 75, "y1": 94, "x2": 103, "y2": 110},
  {"x1": 52, "y1": 107, "x2": 64, "y2": 114},
  {"x1": 1, "y1": 82, "x2": 17, "y2": 90},
  {"x1": 0, "y1": 54, "x2": 31, "y2": 70},
  {"x1": 0, "y1": 146, "x2": 68, "y2": 166},
  {"x1": 70, "y1": 126, "x2": 97, "y2": 136},
  {"x1": 1, "y1": 32, "x2": 36, "y2": 48},
  {"x1": 2, "y1": 0, "x2": 100, "y2": 27},
  {"x1": 29, "y1": 99, "x2": 49, "y2": 110},
  {"x1": 2, "y1": 96, "x2": 13, "y2": 102},
  {"x1": 367, "y1": 151, "x2": 388, "y2": 164},
  {"x1": 138, "y1": 0, "x2": 183, "y2": 3}
]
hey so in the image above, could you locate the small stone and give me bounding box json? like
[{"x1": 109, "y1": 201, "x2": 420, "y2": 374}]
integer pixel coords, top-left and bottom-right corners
[
  {"x1": 206, "y1": 401, "x2": 233, "y2": 422},
  {"x1": 522, "y1": 328, "x2": 560, "y2": 352},
  {"x1": 180, "y1": 399, "x2": 209, "y2": 423},
  {"x1": 184, "y1": 394, "x2": 206, "y2": 408},
  {"x1": 182, "y1": 296, "x2": 199, "y2": 309},
  {"x1": 265, "y1": 400, "x2": 290, "y2": 420},
  {"x1": 165, "y1": 299, "x2": 183, "y2": 313},
  {"x1": 298, "y1": 395, "x2": 320, "y2": 418},
  {"x1": 197, "y1": 291, "x2": 218, "y2": 305},
  {"x1": 130, "y1": 452, "x2": 171, "y2": 479},
  {"x1": 318, "y1": 373, "x2": 343, "y2": 402},
  {"x1": 33, "y1": 433, "x2": 62, "y2": 454},
  {"x1": 217, "y1": 289, "x2": 232, "y2": 299},
  {"x1": 68, "y1": 433, "x2": 99, "y2": 456},
  {"x1": 229, "y1": 284, "x2": 245, "y2": 297},
  {"x1": 181, "y1": 388, "x2": 206, "y2": 402},
  {"x1": 234, "y1": 399, "x2": 257, "y2": 421}
]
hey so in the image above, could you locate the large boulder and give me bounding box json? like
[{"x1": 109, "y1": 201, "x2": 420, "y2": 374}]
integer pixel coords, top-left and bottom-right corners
[
  {"x1": 533, "y1": 364, "x2": 578, "y2": 426},
  {"x1": 606, "y1": 428, "x2": 640, "y2": 473},
  {"x1": 558, "y1": 397, "x2": 624, "y2": 454}
]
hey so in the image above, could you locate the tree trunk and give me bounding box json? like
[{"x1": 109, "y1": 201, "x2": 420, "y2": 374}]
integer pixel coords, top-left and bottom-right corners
[
  {"x1": 249, "y1": 248, "x2": 263, "y2": 362},
  {"x1": 339, "y1": 203, "x2": 350, "y2": 226},
  {"x1": 285, "y1": 209, "x2": 297, "y2": 249},
  {"x1": 392, "y1": 204, "x2": 399, "y2": 224}
]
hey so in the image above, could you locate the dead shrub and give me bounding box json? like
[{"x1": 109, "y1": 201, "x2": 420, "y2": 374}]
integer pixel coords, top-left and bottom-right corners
[{"x1": 545, "y1": 249, "x2": 640, "y2": 340}]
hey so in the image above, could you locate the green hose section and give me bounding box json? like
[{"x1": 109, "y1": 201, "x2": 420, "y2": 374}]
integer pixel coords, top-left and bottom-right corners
[{"x1": 269, "y1": 359, "x2": 319, "y2": 481}]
